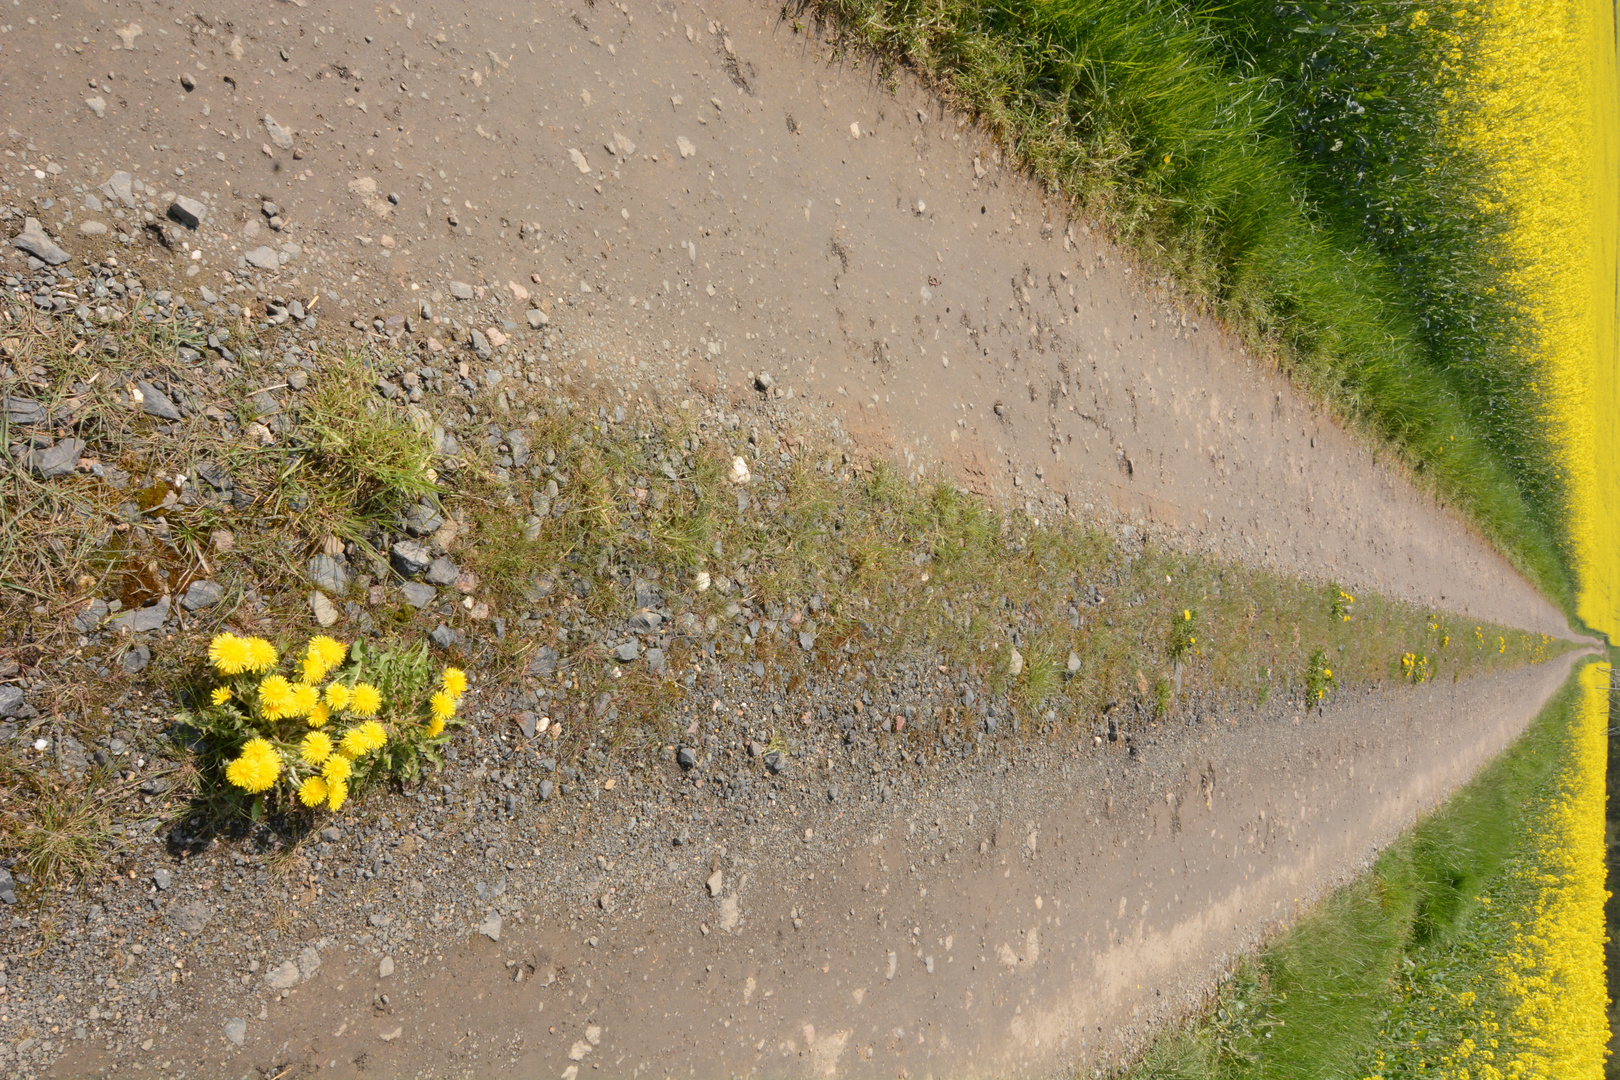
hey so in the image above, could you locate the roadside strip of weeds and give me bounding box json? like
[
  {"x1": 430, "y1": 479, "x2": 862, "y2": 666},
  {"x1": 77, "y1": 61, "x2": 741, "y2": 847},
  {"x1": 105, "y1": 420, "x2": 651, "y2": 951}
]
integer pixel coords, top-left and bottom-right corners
[
  {"x1": 1121, "y1": 656, "x2": 1608, "y2": 1080},
  {"x1": 0, "y1": 293, "x2": 1573, "y2": 898}
]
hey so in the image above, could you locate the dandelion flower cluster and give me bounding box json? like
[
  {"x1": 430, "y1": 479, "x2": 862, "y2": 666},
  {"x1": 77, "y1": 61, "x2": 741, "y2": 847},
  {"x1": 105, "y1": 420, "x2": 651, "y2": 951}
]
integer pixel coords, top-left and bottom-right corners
[
  {"x1": 323, "y1": 682, "x2": 352, "y2": 711},
  {"x1": 297, "y1": 776, "x2": 329, "y2": 808},
  {"x1": 427, "y1": 667, "x2": 468, "y2": 737},
  {"x1": 340, "y1": 719, "x2": 389, "y2": 758},
  {"x1": 225, "y1": 737, "x2": 282, "y2": 793},
  {"x1": 209, "y1": 633, "x2": 278, "y2": 676},
  {"x1": 300, "y1": 635, "x2": 348, "y2": 684}
]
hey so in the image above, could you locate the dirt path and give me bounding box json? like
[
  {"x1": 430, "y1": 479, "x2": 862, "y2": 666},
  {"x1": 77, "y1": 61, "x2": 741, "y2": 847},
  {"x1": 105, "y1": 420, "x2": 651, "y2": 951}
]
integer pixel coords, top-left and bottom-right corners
[
  {"x1": 0, "y1": 0, "x2": 1567, "y2": 637},
  {"x1": 0, "y1": 3, "x2": 1585, "y2": 1078},
  {"x1": 52, "y1": 651, "x2": 1591, "y2": 1080}
]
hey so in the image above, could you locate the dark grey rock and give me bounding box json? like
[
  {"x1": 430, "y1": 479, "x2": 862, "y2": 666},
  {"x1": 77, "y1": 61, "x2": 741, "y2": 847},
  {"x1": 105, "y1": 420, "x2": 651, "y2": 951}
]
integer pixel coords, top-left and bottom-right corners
[
  {"x1": 538, "y1": 778, "x2": 554, "y2": 801},
  {"x1": 178, "y1": 579, "x2": 223, "y2": 611},
  {"x1": 109, "y1": 595, "x2": 170, "y2": 634},
  {"x1": 627, "y1": 609, "x2": 662, "y2": 633},
  {"x1": 676, "y1": 746, "x2": 697, "y2": 770},
  {"x1": 400, "y1": 582, "x2": 437, "y2": 608},
  {"x1": 527, "y1": 647, "x2": 559, "y2": 677},
  {"x1": 320, "y1": 826, "x2": 342, "y2": 842},
  {"x1": 612, "y1": 640, "x2": 640, "y2": 662},
  {"x1": 56, "y1": 735, "x2": 88, "y2": 775},
  {"x1": 403, "y1": 502, "x2": 444, "y2": 537},
  {"x1": 167, "y1": 197, "x2": 205, "y2": 230},
  {"x1": 12, "y1": 217, "x2": 69, "y2": 265},
  {"x1": 139, "y1": 776, "x2": 171, "y2": 796},
  {"x1": 0, "y1": 686, "x2": 24, "y2": 718},
  {"x1": 517, "y1": 711, "x2": 537, "y2": 739},
  {"x1": 167, "y1": 901, "x2": 212, "y2": 933},
  {"x1": 3, "y1": 396, "x2": 46, "y2": 425},
  {"x1": 25, "y1": 438, "x2": 85, "y2": 479},
  {"x1": 390, "y1": 540, "x2": 433, "y2": 577},
  {"x1": 121, "y1": 644, "x2": 152, "y2": 674},
  {"x1": 134, "y1": 380, "x2": 181, "y2": 420},
  {"x1": 646, "y1": 648, "x2": 666, "y2": 677},
  {"x1": 429, "y1": 623, "x2": 455, "y2": 648},
  {"x1": 764, "y1": 750, "x2": 786, "y2": 775},
  {"x1": 308, "y1": 553, "x2": 351, "y2": 595},
  {"x1": 424, "y1": 556, "x2": 459, "y2": 586}
]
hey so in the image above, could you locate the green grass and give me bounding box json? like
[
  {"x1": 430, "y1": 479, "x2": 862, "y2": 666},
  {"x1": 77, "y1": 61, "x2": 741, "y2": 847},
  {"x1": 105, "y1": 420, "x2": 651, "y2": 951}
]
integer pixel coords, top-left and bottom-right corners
[
  {"x1": 800, "y1": 0, "x2": 1574, "y2": 616},
  {"x1": 1118, "y1": 655, "x2": 1598, "y2": 1079}
]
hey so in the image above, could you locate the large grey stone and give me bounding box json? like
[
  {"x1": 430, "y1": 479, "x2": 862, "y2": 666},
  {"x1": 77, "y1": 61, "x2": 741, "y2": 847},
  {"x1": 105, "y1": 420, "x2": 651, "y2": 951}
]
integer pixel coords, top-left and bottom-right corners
[
  {"x1": 24, "y1": 438, "x2": 84, "y2": 479},
  {"x1": 263, "y1": 114, "x2": 294, "y2": 150},
  {"x1": 178, "y1": 580, "x2": 223, "y2": 611},
  {"x1": 72, "y1": 598, "x2": 109, "y2": 632},
  {"x1": 166, "y1": 901, "x2": 212, "y2": 933},
  {"x1": 307, "y1": 553, "x2": 352, "y2": 595},
  {"x1": 134, "y1": 380, "x2": 181, "y2": 420},
  {"x1": 101, "y1": 171, "x2": 134, "y2": 206},
  {"x1": 108, "y1": 595, "x2": 170, "y2": 634},
  {"x1": 424, "y1": 556, "x2": 459, "y2": 586},
  {"x1": 224, "y1": 1017, "x2": 246, "y2": 1047},
  {"x1": 244, "y1": 246, "x2": 280, "y2": 270},
  {"x1": 0, "y1": 687, "x2": 22, "y2": 718},
  {"x1": 390, "y1": 540, "x2": 433, "y2": 577},
  {"x1": 448, "y1": 280, "x2": 474, "y2": 300},
  {"x1": 399, "y1": 582, "x2": 437, "y2": 608},
  {"x1": 3, "y1": 396, "x2": 46, "y2": 425},
  {"x1": 12, "y1": 217, "x2": 69, "y2": 265},
  {"x1": 264, "y1": 960, "x2": 299, "y2": 990}
]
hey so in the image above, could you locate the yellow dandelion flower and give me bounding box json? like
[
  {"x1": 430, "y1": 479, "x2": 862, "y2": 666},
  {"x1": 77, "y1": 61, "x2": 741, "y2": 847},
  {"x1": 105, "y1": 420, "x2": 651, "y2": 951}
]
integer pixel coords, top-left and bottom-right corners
[
  {"x1": 224, "y1": 737, "x2": 282, "y2": 793},
  {"x1": 300, "y1": 731, "x2": 334, "y2": 765},
  {"x1": 307, "y1": 702, "x2": 330, "y2": 729},
  {"x1": 243, "y1": 637, "x2": 279, "y2": 673},
  {"x1": 349, "y1": 683, "x2": 382, "y2": 717},
  {"x1": 323, "y1": 682, "x2": 352, "y2": 711},
  {"x1": 340, "y1": 720, "x2": 388, "y2": 758},
  {"x1": 300, "y1": 635, "x2": 348, "y2": 684},
  {"x1": 297, "y1": 776, "x2": 329, "y2": 808},
  {"x1": 210, "y1": 687, "x2": 233, "y2": 707},
  {"x1": 426, "y1": 716, "x2": 446, "y2": 738},
  {"x1": 326, "y1": 776, "x2": 349, "y2": 811},
  {"x1": 208, "y1": 634, "x2": 253, "y2": 676},
  {"x1": 441, "y1": 667, "x2": 468, "y2": 699},
  {"x1": 430, "y1": 690, "x2": 456, "y2": 722},
  {"x1": 257, "y1": 675, "x2": 296, "y2": 719},
  {"x1": 287, "y1": 682, "x2": 320, "y2": 718},
  {"x1": 322, "y1": 753, "x2": 353, "y2": 784}
]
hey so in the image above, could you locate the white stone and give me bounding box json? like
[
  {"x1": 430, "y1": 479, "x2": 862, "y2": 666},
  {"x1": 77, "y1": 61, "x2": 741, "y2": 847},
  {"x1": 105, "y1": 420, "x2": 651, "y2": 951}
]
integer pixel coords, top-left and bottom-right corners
[{"x1": 729, "y1": 457, "x2": 751, "y2": 485}]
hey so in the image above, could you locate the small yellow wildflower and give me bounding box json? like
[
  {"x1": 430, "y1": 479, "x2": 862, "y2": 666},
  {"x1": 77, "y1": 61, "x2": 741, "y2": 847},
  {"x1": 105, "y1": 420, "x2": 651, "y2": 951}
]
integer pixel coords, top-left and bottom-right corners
[
  {"x1": 426, "y1": 716, "x2": 446, "y2": 738},
  {"x1": 340, "y1": 720, "x2": 388, "y2": 757},
  {"x1": 300, "y1": 731, "x2": 334, "y2": 765},
  {"x1": 288, "y1": 682, "x2": 320, "y2": 718},
  {"x1": 297, "y1": 776, "x2": 329, "y2": 808},
  {"x1": 258, "y1": 675, "x2": 296, "y2": 719},
  {"x1": 323, "y1": 682, "x2": 352, "y2": 711},
  {"x1": 429, "y1": 690, "x2": 456, "y2": 722},
  {"x1": 210, "y1": 687, "x2": 233, "y2": 707},
  {"x1": 441, "y1": 667, "x2": 468, "y2": 699},
  {"x1": 326, "y1": 776, "x2": 349, "y2": 811},
  {"x1": 322, "y1": 753, "x2": 353, "y2": 784},
  {"x1": 224, "y1": 737, "x2": 282, "y2": 793},
  {"x1": 243, "y1": 637, "x2": 279, "y2": 673},
  {"x1": 300, "y1": 635, "x2": 348, "y2": 684},
  {"x1": 308, "y1": 702, "x2": 330, "y2": 729},
  {"x1": 349, "y1": 683, "x2": 382, "y2": 717},
  {"x1": 208, "y1": 634, "x2": 253, "y2": 676}
]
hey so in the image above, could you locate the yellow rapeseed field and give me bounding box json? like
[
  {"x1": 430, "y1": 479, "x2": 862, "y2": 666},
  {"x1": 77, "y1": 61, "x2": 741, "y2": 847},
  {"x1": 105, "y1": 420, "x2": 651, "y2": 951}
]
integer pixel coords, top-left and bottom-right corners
[
  {"x1": 1491, "y1": 661, "x2": 1609, "y2": 1077},
  {"x1": 1461, "y1": 0, "x2": 1620, "y2": 635}
]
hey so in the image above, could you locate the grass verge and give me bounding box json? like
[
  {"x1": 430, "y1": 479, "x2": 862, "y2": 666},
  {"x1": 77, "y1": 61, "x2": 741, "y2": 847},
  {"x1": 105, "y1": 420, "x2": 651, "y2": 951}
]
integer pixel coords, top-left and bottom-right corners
[{"x1": 1121, "y1": 656, "x2": 1608, "y2": 1079}]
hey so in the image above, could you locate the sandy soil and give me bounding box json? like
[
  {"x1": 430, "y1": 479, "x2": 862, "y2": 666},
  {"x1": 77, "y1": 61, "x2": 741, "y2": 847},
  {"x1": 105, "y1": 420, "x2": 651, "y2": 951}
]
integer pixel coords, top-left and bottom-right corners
[{"x1": 0, "y1": 1, "x2": 1584, "y2": 1077}]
